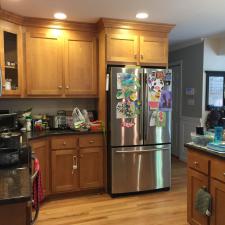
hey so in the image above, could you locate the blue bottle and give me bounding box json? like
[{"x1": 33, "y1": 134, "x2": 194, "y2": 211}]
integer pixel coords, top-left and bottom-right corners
[{"x1": 214, "y1": 126, "x2": 223, "y2": 143}]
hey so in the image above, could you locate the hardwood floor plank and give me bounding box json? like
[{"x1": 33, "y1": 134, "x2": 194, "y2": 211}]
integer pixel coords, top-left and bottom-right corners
[{"x1": 37, "y1": 158, "x2": 188, "y2": 225}]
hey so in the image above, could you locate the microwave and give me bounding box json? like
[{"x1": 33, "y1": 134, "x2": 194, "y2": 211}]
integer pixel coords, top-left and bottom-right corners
[{"x1": 0, "y1": 113, "x2": 18, "y2": 132}]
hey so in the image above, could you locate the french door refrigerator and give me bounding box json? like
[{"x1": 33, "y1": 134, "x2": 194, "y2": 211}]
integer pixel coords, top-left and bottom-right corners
[{"x1": 107, "y1": 66, "x2": 172, "y2": 195}]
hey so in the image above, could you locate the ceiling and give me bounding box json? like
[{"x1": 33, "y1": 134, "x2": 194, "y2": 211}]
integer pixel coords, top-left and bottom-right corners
[{"x1": 1, "y1": 0, "x2": 225, "y2": 47}]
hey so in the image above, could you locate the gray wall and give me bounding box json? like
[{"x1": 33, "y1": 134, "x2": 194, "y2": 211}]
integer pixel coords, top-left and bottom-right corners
[
  {"x1": 169, "y1": 42, "x2": 204, "y2": 118},
  {"x1": 0, "y1": 99, "x2": 97, "y2": 115}
]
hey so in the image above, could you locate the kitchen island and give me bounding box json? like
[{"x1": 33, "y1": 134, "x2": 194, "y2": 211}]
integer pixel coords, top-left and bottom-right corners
[{"x1": 185, "y1": 143, "x2": 225, "y2": 225}]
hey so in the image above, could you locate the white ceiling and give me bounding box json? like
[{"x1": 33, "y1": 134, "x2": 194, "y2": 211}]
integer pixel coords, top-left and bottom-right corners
[{"x1": 1, "y1": 0, "x2": 225, "y2": 47}]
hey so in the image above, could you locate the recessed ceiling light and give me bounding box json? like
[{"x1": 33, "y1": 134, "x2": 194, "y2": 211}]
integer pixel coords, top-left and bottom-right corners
[
  {"x1": 54, "y1": 12, "x2": 67, "y2": 20},
  {"x1": 136, "y1": 12, "x2": 149, "y2": 19}
]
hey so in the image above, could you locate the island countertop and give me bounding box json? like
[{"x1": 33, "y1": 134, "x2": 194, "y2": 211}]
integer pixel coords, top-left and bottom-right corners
[{"x1": 185, "y1": 142, "x2": 225, "y2": 159}]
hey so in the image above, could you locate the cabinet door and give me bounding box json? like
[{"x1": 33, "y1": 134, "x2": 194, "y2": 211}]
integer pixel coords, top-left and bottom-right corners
[
  {"x1": 0, "y1": 23, "x2": 23, "y2": 96},
  {"x1": 107, "y1": 34, "x2": 138, "y2": 63},
  {"x1": 26, "y1": 32, "x2": 63, "y2": 96},
  {"x1": 140, "y1": 36, "x2": 168, "y2": 65},
  {"x1": 64, "y1": 33, "x2": 97, "y2": 96},
  {"x1": 187, "y1": 168, "x2": 209, "y2": 225},
  {"x1": 51, "y1": 149, "x2": 79, "y2": 193},
  {"x1": 211, "y1": 179, "x2": 225, "y2": 225},
  {"x1": 30, "y1": 138, "x2": 50, "y2": 197},
  {"x1": 79, "y1": 147, "x2": 103, "y2": 189}
]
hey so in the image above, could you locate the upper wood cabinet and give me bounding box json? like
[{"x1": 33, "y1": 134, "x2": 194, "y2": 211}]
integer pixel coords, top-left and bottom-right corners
[
  {"x1": 0, "y1": 21, "x2": 23, "y2": 96},
  {"x1": 26, "y1": 31, "x2": 63, "y2": 96},
  {"x1": 106, "y1": 32, "x2": 168, "y2": 66},
  {"x1": 106, "y1": 34, "x2": 138, "y2": 63},
  {"x1": 64, "y1": 32, "x2": 98, "y2": 96},
  {"x1": 140, "y1": 36, "x2": 168, "y2": 65}
]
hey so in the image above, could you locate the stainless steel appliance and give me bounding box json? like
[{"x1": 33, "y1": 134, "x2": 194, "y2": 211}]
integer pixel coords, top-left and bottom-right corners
[
  {"x1": 108, "y1": 66, "x2": 172, "y2": 195},
  {"x1": 0, "y1": 113, "x2": 18, "y2": 132}
]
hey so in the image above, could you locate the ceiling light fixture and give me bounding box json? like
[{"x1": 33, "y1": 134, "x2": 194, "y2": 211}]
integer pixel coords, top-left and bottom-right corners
[
  {"x1": 136, "y1": 12, "x2": 149, "y2": 19},
  {"x1": 54, "y1": 12, "x2": 67, "y2": 20}
]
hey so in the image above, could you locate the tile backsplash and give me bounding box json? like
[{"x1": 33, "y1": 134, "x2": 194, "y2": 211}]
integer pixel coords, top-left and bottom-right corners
[{"x1": 0, "y1": 99, "x2": 97, "y2": 115}]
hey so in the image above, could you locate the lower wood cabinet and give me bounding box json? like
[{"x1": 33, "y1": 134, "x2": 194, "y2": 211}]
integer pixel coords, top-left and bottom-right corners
[
  {"x1": 29, "y1": 138, "x2": 50, "y2": 197},
  {"x1": 187, "y1": 168, "x2": 209, "y2": 225},
  {"x1": 210, "y1": 179, "x2": 225, "y2": 225},
  {"x1": 51, "y1": 149, "x2": 79, "y2": 193},
  {"x1": 80, "y1": 147, "x2": 103, "y2": 189},
  {"x1": 187, "y1": 148, "x2": 225, "y2": 225}
]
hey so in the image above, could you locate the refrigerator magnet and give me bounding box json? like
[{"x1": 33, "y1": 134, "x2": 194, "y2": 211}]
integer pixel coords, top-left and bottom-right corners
[
  {"x1": 156, "y1": 111, "x2": 166, "y2": 127},
  {"x1": 149, "y1": 111, "x2": 157, "y2": 127},
  {"x1": 165, "y1": 72, "x2": 172, "y2": 81},
  {"x1": 159, "y1": 90, "x2": 172, "y2": 111},
  {"x1": 116, "y1": 102, "x2": 126, "y2": 119},
  {"x1": 156, "y1": 71, "x2": 165, "y2": 79},
  {"x1": 117, "y1": 73, "x2": 123, "y2": 89},
  {"x1": 116, "y1": 90, "x2": 124, "y2": 99},
  {"x1": 121, "y1": 119, "x2": 135, "y2": 128}
]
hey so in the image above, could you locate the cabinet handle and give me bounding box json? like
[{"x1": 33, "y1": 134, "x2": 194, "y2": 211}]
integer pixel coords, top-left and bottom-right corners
[
  {"x1": 89, "y1": 140, "x2": 95, "y2": 144},
  {"x1": 66, "y1": 86, "x2": 69, "y2": 89},
  {"x1": 58, "y1": 85, "x2": 62, "y2": 89},
  {"x1": 140, "y1": 54, "x2": 144, "y2": 59},
  {"x1": 72, "y1": 156, "x2": 78, "y2": 174},
  {"x1": 63, "y1": 141, "x2": 66, "y2": 145},
  {"x1": 223, "y1": 172, "x2": 225, "y2": 176}
]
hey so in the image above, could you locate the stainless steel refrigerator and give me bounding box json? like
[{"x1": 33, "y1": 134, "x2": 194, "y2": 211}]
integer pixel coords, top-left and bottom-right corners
[{"x1": 107, "y1": 66, "x2": 172, "y2": 195}]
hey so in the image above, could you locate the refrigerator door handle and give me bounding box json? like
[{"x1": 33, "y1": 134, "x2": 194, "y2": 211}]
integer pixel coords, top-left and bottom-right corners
[
  {"x1": 144, "y1": 72, "x2": 148, "y2": 141},
  {"x1": 139, "y1": 71, "x2": 144, "y2": 141},
  {"x1": 116, "y1": 148, "x2": 170, "y2": 153}
]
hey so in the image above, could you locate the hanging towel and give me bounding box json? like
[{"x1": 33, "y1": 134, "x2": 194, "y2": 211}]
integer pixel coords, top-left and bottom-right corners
[
  {"x1": 33, "y1": 158, "x2": 44, "y2": 209},
  {"x1": 195, "y1": 187, "x2": 212, "y2": 216}
]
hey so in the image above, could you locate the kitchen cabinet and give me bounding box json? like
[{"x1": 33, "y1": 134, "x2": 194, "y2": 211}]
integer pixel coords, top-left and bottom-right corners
[
  {"x1": 51, "y1": 134, "x2": 104, "y2": 193},
  {"x1": 51, "y1": 149, "x2": 79, "y2": 193},
  {"x1": 80, "y1": 147, "x2": 103, "y2": 189},
  {"x1": 106, "y1": 33, "x2": 138, "y2": 64},
  {"x1": 106, "y1": 33, "x2": 168, "y2": 66},
  {"x1": 187, "y1": 168, "x2": 209, "y2": 225},
  {"x1": 210, "y1": 179, "x2": 225, "y2": 225},
  {"x1": 26, "y1": 31, "x2": 63, "y2": 96},
  {"x1": 139, "y1": 36, "x2": 168, "y2": 65},
  {"x1": 187, "y1": 148, "x2": 225, "y2": 225},
  {"x1": 0, "y1": 21, "x2": 23, "y2": 96},
  {"x1": 30, "y1": 138, "x2": 50, "y2": 197},
  {"x1": 64, "y1": 32, "x2": 98, "y2": 96}
]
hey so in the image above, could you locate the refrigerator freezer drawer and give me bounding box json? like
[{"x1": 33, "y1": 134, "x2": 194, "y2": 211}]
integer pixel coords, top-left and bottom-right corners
[{"x1": 111, "y1": 145, "x2": 171, "y2": 194}]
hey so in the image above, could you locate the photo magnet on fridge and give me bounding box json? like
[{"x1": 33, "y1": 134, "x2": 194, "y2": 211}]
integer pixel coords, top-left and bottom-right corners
[
  {"x1": 159, "y1": 90, "x2": 172, "y2": 111},
  {"x1": 156, "y1": 111, "x2": 166, "y2": 127}
]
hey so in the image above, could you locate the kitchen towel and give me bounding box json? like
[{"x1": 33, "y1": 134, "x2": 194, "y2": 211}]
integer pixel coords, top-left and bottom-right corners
[
  {"x1": 195, "y1": 187, "x2": 212, "y2": 216},
  {"x1": 33, "y1": 158, "x2": 44, "y2": 209}
]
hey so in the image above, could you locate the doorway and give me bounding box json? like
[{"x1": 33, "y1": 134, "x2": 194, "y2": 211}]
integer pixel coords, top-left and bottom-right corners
[{"x1": 170, "y1": 62, "x2": 182, "y2": 159}]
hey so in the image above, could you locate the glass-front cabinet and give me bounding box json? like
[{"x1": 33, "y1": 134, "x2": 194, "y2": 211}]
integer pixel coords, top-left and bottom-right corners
[{"x1": 0, "y1": 23, "x2": 23, "y2": 96}]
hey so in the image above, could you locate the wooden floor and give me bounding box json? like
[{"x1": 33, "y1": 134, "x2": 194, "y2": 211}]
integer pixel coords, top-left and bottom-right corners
[{"x1": 37, "y1": 158, "x2": 188, "y2": 225}]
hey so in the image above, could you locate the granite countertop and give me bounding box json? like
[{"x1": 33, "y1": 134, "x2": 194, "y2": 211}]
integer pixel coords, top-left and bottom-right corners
[
  {"x1": 185, "y1": 142, "x2": 225, "y2": 158},
  {"x1": 22, "y1": 129, "x2": 103, "y2": 143},
  {"x1": 0, "y1": 167, "x2": 31, "y2": 205}
]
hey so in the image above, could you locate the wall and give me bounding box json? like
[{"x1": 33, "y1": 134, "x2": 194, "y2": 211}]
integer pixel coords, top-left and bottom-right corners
[
  {"x1": 0, "y1": 99, "x2": 97, "y2": 115},
  {"x1": 169, "y1": 42, "x2": 204, "y2": 118},
  {"x1": 202, "y1": 37, "x2": 225, "y2": 123}
]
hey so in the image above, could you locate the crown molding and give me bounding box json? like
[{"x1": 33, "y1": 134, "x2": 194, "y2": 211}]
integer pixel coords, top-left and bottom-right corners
[
  {"x1": 0, "y1": 8, "x2": 174, "y2": 34},
  {"x1": 97, "y1": 18, "x2": 175, "y2": 33}
]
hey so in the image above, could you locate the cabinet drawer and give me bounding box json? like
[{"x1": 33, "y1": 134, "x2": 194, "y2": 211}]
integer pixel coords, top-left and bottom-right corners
[
  {"x1": 79, "y1": 134, "x2": 103, "y2": 148},
  {"x1": 211, "y1": 158, "x2": 225, "y2": 183},
  {"x1": 187, "y1": 150, "x2": 209, "y2": 175},
  {"x1": 51, "y1": 135, "x2": 78, "y2": 150}
]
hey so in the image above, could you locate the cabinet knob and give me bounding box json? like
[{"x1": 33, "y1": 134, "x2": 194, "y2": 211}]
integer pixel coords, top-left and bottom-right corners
[
  {"x1": 223, "y1": 172, "x2": 225, "y2": 176},
  {"x1": 2, "y1": 84, "x2": 5, "y2": 88},
  {"x1": 63, "y1": 141, "x2": 66, "y2": 145},
  {"x1": 194, "y1": 161, "x2": 199, "y2": 166},
  {"x1": 89, "y1": 140, "x2": 95, "y2": 144},
  {"x1": 140, "y1": 54, "x2": 144, "y2": 59},
  {"x1": 58, "y1": 85, "x2": 62, "y2": 89},
  {"x1": 66, "y1": 86, "x2": 69, "y2": 89}
]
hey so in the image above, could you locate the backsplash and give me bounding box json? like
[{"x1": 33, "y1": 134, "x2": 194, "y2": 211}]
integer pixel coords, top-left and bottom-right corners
[{"x1": 0, "y1": 99, "x2": 97, "y2": 115}]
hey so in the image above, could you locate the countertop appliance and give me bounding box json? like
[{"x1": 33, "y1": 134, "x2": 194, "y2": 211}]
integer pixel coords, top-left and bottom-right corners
[
  {"x1": 0, "y1": 113, "x2": 18, "y2": 132},
  {"x1": 107, "y1": 66, "x2": 172, "y2": 195}
]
